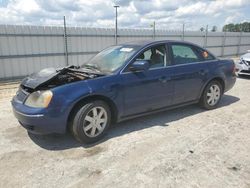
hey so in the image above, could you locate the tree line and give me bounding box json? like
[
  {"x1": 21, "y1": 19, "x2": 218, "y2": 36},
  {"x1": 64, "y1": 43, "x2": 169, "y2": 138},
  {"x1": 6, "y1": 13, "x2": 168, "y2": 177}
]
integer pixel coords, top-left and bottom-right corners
[
  {"x1": 223, "y1": 22, "x2": 250, "y2": 32},
  {"x1": 199, "y1": 22, "x2": 250, "y2": 32}
]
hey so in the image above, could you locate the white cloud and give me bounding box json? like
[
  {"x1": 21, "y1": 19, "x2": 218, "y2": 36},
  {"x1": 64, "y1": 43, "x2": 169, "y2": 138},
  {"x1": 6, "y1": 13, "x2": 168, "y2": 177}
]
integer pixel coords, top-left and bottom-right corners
[
  {"x1": 12, "y1": 0, "x2": 40, "y2": 13},
  {"x1": 176, "y1": 0, "x2": 250, "y2": 17},
  {"x1": 225, "y1": 13, "x2": 243, "y2": 24},
  {"x1": 0, "y1": 0, "x2": 249, "y2": 30}
]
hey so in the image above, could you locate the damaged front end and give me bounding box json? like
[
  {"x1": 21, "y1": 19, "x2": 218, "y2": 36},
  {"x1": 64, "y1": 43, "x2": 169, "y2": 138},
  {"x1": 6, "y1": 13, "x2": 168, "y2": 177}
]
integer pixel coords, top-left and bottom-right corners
[
  {"x1": 11, "y1": 65, "x2": 104, "y2": 134},
  {"x1": 21, "y1": 65, "x2": 103, "y2": 91},
  {"x1": 235, "y1": 52, "x2": 250, "y2": 76},
  {"x1": 15, "y1": 65, "x2": 104, "y2": 106}
]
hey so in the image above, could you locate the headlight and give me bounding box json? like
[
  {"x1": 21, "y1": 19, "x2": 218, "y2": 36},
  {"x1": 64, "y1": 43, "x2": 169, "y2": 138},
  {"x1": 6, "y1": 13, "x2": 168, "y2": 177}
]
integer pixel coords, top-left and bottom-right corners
[
  {"x1": 240, "y1": 58, "x2": 248, "y2": 66},
  {"x1": 239, "y1": 58, "x2": 243, "y2": 64},
  {"x1": 25, "y1": 90, "x2": 53, "y2": 108}
]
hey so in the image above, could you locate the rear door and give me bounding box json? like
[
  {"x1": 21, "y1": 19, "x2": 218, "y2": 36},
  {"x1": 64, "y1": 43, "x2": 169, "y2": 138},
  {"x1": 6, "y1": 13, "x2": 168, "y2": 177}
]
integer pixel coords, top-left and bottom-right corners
[{"x1": 169, "y1": 43, "x2": 210, "y2": 105}]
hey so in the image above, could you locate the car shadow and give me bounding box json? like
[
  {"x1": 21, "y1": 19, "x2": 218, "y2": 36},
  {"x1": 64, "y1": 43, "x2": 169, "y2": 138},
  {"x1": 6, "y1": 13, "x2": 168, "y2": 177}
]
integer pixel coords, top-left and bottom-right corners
[{"x1": 28, "y1": 94, "x2": 240, "y2": 150}]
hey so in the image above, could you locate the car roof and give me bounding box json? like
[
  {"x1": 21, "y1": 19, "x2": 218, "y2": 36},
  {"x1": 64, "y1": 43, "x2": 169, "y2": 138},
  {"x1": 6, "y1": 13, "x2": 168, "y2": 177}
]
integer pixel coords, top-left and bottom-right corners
[{"x1": 120, "y1": 40, "x2": 199, "y2": 48}]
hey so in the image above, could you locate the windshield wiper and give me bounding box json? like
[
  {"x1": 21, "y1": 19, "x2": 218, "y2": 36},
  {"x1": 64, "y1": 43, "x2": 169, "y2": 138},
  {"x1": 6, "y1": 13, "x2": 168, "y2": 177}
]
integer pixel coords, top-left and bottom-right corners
[{"x1": 81, "y1": 63, "x2": 101, "y2": 72}]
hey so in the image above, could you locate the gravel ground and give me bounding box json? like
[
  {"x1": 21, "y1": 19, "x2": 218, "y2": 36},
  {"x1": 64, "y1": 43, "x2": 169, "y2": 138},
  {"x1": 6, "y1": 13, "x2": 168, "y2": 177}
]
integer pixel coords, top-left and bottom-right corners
[{"x1": 0, "y1": 76, "x2": 250, "y2": 188}]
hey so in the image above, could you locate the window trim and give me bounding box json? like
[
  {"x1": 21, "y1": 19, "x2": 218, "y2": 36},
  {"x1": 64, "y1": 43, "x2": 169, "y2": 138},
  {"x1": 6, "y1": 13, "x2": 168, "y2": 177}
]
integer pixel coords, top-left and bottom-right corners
[
  {"x1": 193, "y1": 46, "x2": 216, "y2": 61},
  {"x1": 169, "y1": 43, "x2": 203, "y2": 66},
  {"x1": 121, "y1": 43, "x2": 170, "y2": 73}
]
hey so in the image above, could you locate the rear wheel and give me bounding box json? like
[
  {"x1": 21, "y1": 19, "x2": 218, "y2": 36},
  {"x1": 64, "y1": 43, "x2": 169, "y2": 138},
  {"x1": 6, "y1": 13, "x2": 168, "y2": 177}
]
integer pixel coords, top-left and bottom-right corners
[
  {"x1": 70, "y1": 100, "x2": 111, "y2": 144},
  {"x1": 199, "y1": 80, "x2": 222, "y2": 110}
]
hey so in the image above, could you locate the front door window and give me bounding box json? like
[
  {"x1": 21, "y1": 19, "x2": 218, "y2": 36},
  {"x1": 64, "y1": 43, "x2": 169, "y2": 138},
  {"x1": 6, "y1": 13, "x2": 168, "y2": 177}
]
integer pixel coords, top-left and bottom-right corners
[{"x1": 136, "y1": 45, "x2": 168, "y2": 69}]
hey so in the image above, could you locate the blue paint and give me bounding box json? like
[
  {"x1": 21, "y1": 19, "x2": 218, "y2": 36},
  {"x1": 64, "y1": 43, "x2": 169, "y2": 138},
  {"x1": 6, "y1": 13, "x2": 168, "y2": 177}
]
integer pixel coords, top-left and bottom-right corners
[{"x1": 11, "y1": 40, "x2": 236, "y2": 134}]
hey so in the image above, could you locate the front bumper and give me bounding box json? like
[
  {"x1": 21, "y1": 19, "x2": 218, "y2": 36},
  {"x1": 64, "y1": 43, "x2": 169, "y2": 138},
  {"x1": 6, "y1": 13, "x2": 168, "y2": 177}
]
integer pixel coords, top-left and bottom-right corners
[
  {"x1": 11, "y1": 97, "x2": 67, "y2": 135},
  {"x1": 235, "y1": 62, "x2": 250, "y2": 76}
]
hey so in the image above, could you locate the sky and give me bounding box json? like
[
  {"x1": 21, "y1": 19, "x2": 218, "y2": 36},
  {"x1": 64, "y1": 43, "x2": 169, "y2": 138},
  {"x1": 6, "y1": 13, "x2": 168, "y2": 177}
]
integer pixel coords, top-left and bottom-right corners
[{"x1": 0, "y1": 0, "x2": 250, "y2": 31}]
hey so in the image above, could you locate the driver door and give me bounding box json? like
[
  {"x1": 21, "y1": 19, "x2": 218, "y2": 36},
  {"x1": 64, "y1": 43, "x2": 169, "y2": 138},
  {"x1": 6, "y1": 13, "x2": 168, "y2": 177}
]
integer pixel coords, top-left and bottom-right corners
[{"x1": 120, "y1": 44, "x2": 174, "y2": 117}]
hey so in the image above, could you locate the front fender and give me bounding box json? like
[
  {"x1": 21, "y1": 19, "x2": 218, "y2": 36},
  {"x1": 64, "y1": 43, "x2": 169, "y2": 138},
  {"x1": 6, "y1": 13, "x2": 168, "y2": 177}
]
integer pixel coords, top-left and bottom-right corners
[
  {"x1": 49, "y1": 74, "x2": 122, "y2": 132},
  {"x1": 42, "y1": 80, "x2": 92, "y2": 133}
]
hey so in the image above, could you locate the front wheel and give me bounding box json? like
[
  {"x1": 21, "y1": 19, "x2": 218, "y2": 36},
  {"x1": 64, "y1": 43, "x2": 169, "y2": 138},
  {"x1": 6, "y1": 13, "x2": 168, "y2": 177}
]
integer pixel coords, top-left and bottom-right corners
[
  {"x1": 70, "y1": 100, "x2": 111, "y2": 144},
  {"x1": 199, "y1": 81, "x2": 223, "y2": 110}
]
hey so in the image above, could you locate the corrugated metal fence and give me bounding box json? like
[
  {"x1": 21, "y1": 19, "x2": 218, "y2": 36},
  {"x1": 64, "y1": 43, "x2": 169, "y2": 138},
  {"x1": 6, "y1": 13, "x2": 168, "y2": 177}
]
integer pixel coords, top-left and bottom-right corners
[{"x1": 0, "y1": 24, "x2": 250, "y2": 80}]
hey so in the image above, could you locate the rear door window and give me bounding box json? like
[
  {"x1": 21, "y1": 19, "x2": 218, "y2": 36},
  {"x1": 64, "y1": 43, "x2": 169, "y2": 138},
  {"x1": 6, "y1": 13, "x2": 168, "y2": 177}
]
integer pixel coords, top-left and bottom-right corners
[{"x1": 171, "y1": 44, "x2": 201, "y2": 65}]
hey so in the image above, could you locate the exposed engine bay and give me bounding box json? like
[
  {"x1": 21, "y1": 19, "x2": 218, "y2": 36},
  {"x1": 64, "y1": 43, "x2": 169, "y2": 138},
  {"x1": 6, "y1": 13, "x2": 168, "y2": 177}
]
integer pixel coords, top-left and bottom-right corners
[{"x1": 20, "y1": 65, "x2": 104, "y2": 92}]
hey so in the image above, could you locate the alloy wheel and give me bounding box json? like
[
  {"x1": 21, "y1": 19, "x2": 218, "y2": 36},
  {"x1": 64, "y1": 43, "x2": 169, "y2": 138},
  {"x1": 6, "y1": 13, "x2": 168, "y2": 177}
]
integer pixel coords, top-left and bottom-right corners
[
  {"x1": 207, "y1": 84, "x2": 221, "y2": 106},
  {"x1": 83, "y1": 106, "x2": 108, "y2": 137}
]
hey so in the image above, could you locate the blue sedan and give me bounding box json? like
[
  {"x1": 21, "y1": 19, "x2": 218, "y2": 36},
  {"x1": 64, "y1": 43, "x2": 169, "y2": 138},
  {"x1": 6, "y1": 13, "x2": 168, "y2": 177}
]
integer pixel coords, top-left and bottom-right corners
[{"x1": 12, "y1": 40, "x2": 236, "y2": 143}]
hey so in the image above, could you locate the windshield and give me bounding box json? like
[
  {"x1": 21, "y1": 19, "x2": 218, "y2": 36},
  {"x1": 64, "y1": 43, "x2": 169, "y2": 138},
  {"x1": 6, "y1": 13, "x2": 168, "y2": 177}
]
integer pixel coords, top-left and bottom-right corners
[{"x1": 82, "y1": 45, "x2": 140, "y2": 73}]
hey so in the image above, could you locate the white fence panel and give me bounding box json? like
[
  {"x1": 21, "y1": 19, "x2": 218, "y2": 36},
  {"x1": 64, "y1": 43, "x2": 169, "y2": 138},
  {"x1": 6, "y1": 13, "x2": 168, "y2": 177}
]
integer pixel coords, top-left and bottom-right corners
[{"x1": 0, "y1": 25, "x2": 250, "y2": 80}]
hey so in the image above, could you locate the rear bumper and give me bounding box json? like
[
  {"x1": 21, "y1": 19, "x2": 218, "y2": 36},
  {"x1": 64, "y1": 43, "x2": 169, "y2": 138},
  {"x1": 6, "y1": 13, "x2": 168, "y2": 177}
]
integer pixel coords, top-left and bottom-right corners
[
  {"x1": 11, "y1": 98, "x2": 67, "y2": 135},
  {"x1": 224, "y1": 75, "x2": 236, "y2": 93}
]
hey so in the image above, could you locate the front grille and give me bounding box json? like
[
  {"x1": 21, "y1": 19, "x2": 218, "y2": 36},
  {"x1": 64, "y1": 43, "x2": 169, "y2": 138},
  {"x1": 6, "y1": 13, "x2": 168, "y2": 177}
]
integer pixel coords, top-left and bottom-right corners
[
  {"x1": 16, "y1": 88, "x2": 29, "y2": 102},
  {"x1": 241, "y1": 70, "x2": 250, "y2": 73},
  {"x1": 20, "y1": 85, "x2": 34, "y2": 93}
]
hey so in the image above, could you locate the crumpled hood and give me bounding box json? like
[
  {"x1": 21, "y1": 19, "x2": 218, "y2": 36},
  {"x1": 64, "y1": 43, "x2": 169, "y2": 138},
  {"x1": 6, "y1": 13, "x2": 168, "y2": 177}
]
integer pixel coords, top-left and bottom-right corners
[
  {"x1": 241, "y1": 53, "x2": 250, "y2": 61},
  {"x1": 21, "y1": 68, "x2": 59, "y2": 89}
]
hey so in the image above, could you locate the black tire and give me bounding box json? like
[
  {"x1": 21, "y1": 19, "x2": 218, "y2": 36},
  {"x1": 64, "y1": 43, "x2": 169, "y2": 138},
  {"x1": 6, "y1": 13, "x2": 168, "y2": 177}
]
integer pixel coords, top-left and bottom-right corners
[
  {"x1": 70, "y1": 100, "x2": 111, "y2": 144},
  {"x1": 199, "y1": 80, "x2": 223, "y2": 110}
]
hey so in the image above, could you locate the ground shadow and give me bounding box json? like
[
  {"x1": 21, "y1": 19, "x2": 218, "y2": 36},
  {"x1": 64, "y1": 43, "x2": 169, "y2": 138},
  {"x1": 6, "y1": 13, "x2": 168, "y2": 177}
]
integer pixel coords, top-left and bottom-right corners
[{"x1": 29, "y1": 94, "x2": 240, "y2": 150}]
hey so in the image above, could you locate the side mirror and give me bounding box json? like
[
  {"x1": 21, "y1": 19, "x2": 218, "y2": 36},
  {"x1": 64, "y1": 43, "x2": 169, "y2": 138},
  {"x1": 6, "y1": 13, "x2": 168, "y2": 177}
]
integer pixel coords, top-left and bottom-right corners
[{"x1": 129, "y1": 60, "x2": 150, "y2": 72}]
